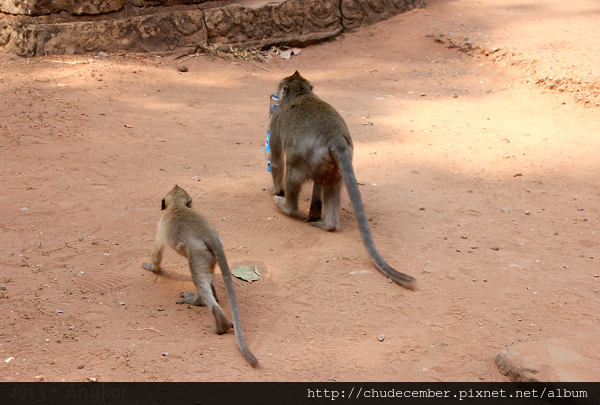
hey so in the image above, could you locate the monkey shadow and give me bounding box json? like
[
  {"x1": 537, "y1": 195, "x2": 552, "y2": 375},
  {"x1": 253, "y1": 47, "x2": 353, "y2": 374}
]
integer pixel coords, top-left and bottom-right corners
[
  {"x1": 151, "y1": 261, "x2": 268, "y2": 282},
  {"x1": 152, "y1": 268, "x2": 192, "y2": 282}
]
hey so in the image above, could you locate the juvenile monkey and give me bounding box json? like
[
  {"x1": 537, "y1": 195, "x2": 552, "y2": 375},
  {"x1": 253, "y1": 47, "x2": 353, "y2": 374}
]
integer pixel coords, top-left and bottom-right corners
[
  {"x1": 143, "y1": 185, "x2": 258, "y2": 367},
  {"x1": 268, "y1": 71, "x2": 415, "y2": 289}
]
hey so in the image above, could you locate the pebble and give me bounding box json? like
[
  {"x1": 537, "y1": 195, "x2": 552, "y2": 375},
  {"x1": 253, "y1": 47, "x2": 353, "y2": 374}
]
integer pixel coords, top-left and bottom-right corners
[
  {"x1": 0, "y1": 285, "x2": 5, "y2": 291},
  {"x1": 119, "y1": 302, "x2": 126, "y2": 306},
  {"x1": 377, "y1": 334, "x2": 386, "y2": 342},
  {"x1": 162, "y1": 352, "x2": 168, "y2": 356},
  {"x1": 461, "y1": 235, "x2": 467, "y2": 239},
  {"x1": 88, "y1": 376, "x2": 98, "y2": 382},
  {"x1": 158, "y1": 307, "x2": 165, "y2": 311},
  {"x1": 34, "y1": 375, "x2": 44, "y2": 382},
  {"x1": 441, "y1": 342, "x2": 448, "y2": 346},
  {"x1": 98, "y1": 52, "x2": 109, "y2": 58},
  {"x1": 177, "y1": 65, "x2": 189, "y2": 73},
  {"x1": 490, "y1": 246, "x2": 499, "y2": 251}
]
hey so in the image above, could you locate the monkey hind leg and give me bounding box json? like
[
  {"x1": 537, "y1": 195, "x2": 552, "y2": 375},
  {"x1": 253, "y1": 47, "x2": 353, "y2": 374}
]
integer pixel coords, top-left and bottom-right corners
[
  {"x1": 309, "y1": 180, "x2": 341, "y2": 231},
  {"x1": 307, "y1": 183, "x2": 323, "y2": 222},
  {"x1": 212, "y1": 306, "x2": 233, "y2": 335},
  {"x1": 182, "y1": 249, "x2": 233, "y2": 334}
]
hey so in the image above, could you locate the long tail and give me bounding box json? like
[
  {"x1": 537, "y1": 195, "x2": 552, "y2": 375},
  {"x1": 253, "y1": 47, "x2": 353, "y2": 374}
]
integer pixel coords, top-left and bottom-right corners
[
  {"x1": 332, "y1": 143, "x2": 415, "y2": 289},
  {"x1": 214, "y1": 245, "x2": 259, "y2": 367}
]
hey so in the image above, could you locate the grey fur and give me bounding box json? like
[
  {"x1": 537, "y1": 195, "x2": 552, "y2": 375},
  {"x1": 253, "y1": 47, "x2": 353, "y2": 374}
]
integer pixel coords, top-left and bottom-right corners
[
  {"x1": 268, "y1": 72, "x2": 415, "y2": 289},
  {"x1": 144, "y1": 186, "x2": 258, "y2": 367}
]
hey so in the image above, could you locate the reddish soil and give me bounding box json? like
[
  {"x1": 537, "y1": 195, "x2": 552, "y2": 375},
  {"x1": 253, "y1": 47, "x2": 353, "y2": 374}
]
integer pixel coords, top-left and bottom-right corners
[{"x1": 1, "y1": 0, "x2": 598, "y2": 382}]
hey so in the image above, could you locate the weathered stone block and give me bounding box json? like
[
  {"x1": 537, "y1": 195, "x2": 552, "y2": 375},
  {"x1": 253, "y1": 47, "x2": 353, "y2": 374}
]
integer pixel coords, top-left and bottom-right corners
[
  {"x1": 0, "y1": 0, "x2": 425, "y2": 58},
  {"x1": 205, "y1": 0, "x2": 341, "y2": 48},
  {"x1": 0, "y1": 0, "x2": 215, "y2": 16},
  {"x1": 0, "y1": 0, "x2": 126, "y2": 16},
  {"x1": 341, "y1": 0, "x2": 424, "y2": 31},
  {"x1": 0, "y1": 9, "x2": 207, "y2": 56}
]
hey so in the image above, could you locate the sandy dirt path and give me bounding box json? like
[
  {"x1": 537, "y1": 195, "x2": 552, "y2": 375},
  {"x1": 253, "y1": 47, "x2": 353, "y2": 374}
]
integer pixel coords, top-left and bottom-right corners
[{"x1": 1, "y1": 0, "x2": 598, "y2": 382}]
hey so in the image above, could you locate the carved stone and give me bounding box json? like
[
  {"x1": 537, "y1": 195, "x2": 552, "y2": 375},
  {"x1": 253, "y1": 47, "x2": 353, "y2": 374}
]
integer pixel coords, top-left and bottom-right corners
[
  {"x1": 0, "y1": 0, "x2": 214, "y2": 16},
  {"x1": 1, "y1": 9, "x2": 207, "y2": 57},
  {"x1": 341, "y1": 0, "x2": 424, "y2": 31},
  {"x1": 0, "y1": 0, "x2": 425, "y2": 58},
  {"x1": 205, "y1": 0, "x2": 341, "y2": 48}
]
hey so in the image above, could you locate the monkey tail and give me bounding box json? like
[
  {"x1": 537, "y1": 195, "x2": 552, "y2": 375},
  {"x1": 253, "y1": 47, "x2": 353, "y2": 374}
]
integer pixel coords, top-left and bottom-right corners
[
  {"x1": 332, "y1": 144, "x2": 416, "y2": 289},
  {"x1": 212, "y1": 244, "x2": 259, "y2": 367}
]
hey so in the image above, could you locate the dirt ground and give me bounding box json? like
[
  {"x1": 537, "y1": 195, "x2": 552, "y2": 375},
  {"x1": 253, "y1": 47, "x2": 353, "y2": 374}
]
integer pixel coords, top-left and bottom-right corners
[{"x1": 1, "y1": 0, "x2": 599, "y2": 382}]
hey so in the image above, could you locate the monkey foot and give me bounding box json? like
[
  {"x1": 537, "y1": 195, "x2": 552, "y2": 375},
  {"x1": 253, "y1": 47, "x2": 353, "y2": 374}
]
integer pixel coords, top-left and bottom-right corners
[
  {"x1": 274, "y1": 196, "x2": 305, "y2": 220},
  {"x1": 142, "y1": 263, "x2": 156, "y2": 272},
  {"x1": 306, "y1": 212, "x2": 322, "y2": 222},
  {"x1": 177, "y1": 291, "x2": 205, "y2": 306},
  {"x1": 215, "y1": 317, "x2": 233, "y2": 334},
  {"x1": 268, "y1": 187, "x2": 284, "y2": 197},
  {"x1": 309, "y1": 220, "x2": 338, "y2": 232}
]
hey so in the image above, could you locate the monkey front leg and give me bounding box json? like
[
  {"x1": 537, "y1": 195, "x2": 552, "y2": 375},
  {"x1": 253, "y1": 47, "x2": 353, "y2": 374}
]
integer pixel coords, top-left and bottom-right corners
[
  {"x1": 268, "y1": 147, "x2": 285, "y2": 196},
  {"x1": 178, "y1": 251, "x2": 233, "y2": 334},
  {"x1": 143, "y1": 238, "x2": 165, "y2": 272}
]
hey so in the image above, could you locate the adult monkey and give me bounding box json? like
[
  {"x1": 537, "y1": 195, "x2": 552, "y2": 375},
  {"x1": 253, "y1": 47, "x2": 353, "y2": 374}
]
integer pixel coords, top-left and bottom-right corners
[{"x1": 268, "y1": 72, "x2": 415, "y2": 289}]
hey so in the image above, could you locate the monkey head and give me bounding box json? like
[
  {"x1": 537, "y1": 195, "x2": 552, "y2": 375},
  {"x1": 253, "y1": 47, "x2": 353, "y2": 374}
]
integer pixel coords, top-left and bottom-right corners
[
  {"x1": 161, "y1": 185, "x2": 192, "y2": 210},
  {"x1": 278, "y1": 71, "x2": 314, "y2": 100}
]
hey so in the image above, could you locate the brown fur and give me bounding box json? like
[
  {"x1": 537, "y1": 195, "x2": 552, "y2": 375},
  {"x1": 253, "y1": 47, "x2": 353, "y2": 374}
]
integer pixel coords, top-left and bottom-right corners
[{"x1": 268, "y1": 72, "x2": 415, "y2": 288}]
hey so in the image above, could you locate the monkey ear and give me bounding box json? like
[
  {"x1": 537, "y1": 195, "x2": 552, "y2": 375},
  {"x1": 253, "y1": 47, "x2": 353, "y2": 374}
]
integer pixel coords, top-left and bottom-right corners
[
  {"x1": 309, "y1": 84, "x2": 314, "y2": 91},
  {"x1": 186, "y1": 199, "x2": 192, "y2": 208},
  {"x1": 281, "y1": 85, "x2": 289, "y2": 98},
  {"x1": 161, "y1": 198, "x2": 166, "y2": 210}
]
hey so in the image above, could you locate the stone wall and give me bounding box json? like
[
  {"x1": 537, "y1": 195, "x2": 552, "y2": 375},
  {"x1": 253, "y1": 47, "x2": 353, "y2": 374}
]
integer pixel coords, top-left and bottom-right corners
[
  {"x1": 0, "y1": 0, "x2": 212, "y2": 16},
  {"x1": 0, "y1": 0, "x2": 425, "y2": 58}
]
